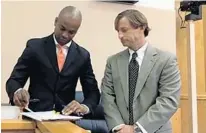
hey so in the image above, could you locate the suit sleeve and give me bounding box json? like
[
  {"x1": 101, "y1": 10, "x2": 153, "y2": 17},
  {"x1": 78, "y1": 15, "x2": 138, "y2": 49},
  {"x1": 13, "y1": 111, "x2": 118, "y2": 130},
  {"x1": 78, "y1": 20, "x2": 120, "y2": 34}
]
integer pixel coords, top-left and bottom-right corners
[
  {"x1": 137, "y1": 54, "x2": 181, "y2": 133},
  {"x1": 101, "y1": 58, "x2": 125, "y2": 131},
  {"x1": 80, "y1": 52, "x2": 100, "y2": 114},
  {"x1": 6, "y1": 41, "x2": 33, "y2": 103}
]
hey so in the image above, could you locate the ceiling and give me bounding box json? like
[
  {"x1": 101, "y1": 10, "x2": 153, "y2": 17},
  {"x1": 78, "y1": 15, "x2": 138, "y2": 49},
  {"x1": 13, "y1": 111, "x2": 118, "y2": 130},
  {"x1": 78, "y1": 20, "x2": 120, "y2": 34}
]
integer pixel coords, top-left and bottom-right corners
[{"x1": 137, "y1": 0, "x2": 175, "y2": 10}]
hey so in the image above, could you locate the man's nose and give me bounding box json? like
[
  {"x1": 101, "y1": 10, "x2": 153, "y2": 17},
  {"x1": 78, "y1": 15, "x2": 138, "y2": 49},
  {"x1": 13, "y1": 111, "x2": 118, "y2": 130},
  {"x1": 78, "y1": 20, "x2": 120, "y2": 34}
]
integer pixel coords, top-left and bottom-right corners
[
  {"x1": 62, "y1": 32, "x2": 69, "y2": 39},
  {"x1": 118, "y1": 32, "x2": 123, "y2": 39}
]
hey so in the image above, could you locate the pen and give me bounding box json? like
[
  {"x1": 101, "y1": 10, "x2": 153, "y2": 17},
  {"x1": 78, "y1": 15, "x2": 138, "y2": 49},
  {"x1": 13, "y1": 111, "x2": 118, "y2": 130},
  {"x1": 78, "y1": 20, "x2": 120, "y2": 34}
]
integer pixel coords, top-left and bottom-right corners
[
  {"x1": 21, "y1": 99, "x2": 40, "y2": 103},
  {"x1": 25, "y1": 107, "x2": 34, "y2": 112},
  {"x1": 29, "y1": 99, "x2": 40, "y2": 103}
]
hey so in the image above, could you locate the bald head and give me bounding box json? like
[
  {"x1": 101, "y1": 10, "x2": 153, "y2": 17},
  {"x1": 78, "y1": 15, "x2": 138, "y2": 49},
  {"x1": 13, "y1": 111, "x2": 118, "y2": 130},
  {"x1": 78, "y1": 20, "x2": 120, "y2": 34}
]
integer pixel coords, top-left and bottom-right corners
[
  {"x1": 58, "y1": 6, "x2": 82, "y2": 21},
  {"x1": 54, "y1": 6, "x2": 82, "y2": 45}
]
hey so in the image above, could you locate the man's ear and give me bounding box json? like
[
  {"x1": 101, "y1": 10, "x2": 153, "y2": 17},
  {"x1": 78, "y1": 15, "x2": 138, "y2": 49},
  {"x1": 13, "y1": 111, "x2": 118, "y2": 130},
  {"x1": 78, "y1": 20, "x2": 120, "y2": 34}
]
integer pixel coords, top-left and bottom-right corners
[{"x1": 54, "y1": 17, "x2": 58, "y2": 26}]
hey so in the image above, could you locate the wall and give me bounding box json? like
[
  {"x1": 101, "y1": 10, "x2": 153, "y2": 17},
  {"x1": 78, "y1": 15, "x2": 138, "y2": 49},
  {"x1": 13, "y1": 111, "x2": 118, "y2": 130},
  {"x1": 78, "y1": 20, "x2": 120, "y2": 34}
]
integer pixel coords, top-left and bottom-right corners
[
  {"x1": 176, "y1": 1, "x2": 206, "y2": 132},
  {"x1": 1, "y1": 1, "x2": 175, "y2": 103}
]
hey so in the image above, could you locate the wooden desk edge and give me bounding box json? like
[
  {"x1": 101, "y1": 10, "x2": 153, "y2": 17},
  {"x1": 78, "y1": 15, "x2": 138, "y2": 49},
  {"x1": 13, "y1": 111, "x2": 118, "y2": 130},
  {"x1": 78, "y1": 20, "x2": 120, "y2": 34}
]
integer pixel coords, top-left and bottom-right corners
[
  {"x1": 2, "y1": 120, "x2": 90, "y2": 133},
  {"x1": 1, "y1": 119, "x2": 36, "y2": 130},
  {"x1": 37, "y1": 121, "x2": 88, "y2": 133}
]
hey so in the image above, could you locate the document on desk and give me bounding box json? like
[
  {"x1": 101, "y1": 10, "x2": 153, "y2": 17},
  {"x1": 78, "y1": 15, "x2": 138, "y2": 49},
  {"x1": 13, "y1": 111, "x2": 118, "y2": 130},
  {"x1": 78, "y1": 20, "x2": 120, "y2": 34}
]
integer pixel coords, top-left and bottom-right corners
[{"x1": 21, "y1": 111, "x2": 82, "y2": 121}]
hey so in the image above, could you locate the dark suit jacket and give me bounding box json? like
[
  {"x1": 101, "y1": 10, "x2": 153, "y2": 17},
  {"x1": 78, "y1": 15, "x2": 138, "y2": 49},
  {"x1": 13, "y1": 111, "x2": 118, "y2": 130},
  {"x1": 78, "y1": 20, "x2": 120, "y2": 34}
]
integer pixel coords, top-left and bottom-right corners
[{"x1": 6, "y1": 34, "x2": 100, "y2": 113}]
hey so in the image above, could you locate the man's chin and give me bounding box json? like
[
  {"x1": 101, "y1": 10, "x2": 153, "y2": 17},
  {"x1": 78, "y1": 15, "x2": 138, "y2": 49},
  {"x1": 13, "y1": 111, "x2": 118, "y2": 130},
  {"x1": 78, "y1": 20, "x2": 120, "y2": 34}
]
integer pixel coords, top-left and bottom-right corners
[
  {"x1": 58, "y1": 40, "x2": 69, "y2": 45},
  {"x1": 122, "y1": 43, "x2": 129, "y2": 47}
]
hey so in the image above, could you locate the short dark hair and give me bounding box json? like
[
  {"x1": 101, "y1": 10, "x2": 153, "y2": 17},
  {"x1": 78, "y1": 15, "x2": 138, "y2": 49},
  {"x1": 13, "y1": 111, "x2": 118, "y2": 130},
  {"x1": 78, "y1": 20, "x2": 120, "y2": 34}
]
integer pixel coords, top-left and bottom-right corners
[{"x1": 114, "y1": 9, "x2": 151, "y2": 37}]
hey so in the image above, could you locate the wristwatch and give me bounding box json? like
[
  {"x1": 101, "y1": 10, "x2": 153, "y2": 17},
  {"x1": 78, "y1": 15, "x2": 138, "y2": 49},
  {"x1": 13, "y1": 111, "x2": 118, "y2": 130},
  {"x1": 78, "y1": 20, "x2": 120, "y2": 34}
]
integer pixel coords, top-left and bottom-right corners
[{"x1": 134, "y1": 124, "x2": 143, "y2": 133}]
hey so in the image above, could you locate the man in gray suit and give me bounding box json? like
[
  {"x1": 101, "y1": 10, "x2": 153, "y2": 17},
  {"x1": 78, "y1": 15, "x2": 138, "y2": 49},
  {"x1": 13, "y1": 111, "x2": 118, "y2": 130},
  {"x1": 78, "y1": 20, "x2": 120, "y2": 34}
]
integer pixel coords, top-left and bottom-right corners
[{"x1": 101, "y1": 9, "x2": 181, "y2": 133}]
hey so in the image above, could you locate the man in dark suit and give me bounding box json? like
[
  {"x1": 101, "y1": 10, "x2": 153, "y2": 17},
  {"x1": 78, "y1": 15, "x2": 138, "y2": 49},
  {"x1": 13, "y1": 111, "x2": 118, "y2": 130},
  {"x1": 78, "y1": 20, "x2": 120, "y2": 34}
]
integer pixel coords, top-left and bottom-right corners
[{"x1": 6, "y1": 6, "x2": 100, "y2": 116}]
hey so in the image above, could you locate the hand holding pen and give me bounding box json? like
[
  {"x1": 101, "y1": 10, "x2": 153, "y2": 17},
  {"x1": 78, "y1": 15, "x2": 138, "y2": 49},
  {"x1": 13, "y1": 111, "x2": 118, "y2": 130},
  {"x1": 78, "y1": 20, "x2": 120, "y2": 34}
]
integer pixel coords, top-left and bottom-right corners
[
  {"x1": 13, "y1": 89, "x2": 30, "y2": 108},
  {"x1": 13, "y1": 89, "x2": 40, "y2": 108}
]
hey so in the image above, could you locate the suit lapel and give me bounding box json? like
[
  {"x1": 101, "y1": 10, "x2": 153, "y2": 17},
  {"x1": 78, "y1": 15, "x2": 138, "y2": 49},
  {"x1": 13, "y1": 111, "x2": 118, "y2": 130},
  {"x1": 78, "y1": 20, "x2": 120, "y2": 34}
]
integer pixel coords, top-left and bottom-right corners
[
  {"x1": 117, "y1": 49, "x2": 130, "y2": 108},
  {"x1": 61, "y1": 41, "x2": 77, "y2": 73},
  {"x1": 44, "y1": 34, "x2": 59, "y2": 73},
  {"x1": 134, "y1": 45, "x2": 158, "y2": 100}
]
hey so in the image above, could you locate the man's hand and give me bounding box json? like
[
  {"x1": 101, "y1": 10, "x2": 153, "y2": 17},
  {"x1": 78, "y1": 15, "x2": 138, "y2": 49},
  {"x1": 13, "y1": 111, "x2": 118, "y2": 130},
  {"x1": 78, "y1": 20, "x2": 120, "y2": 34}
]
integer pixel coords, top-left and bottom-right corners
[
  {"x1": 62, "y1": 100, "x2": 87, "y2": 115},
  {"x1": 13, "y1": 89, "x2": 30, "y2": 108},
  {"x1": 117, "y1": 125, "x2": 135, "y2": 133}
]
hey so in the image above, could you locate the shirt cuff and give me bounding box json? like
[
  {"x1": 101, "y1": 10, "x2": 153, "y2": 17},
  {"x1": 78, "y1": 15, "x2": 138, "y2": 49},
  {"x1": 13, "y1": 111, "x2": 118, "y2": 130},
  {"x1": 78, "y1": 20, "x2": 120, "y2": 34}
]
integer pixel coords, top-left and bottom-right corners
[
  {"x1": 112, "y1": 124, "x2": 125, "y2": 133},
  {"x1": 136, "y1": 122, "x2": 148, "y2": 133},
  {"x1": 81, "y1": 104, "x2": 90, "y2": 114},
  {"x1": 14, "y1": 88, "x2": 23, "y2": 95}
]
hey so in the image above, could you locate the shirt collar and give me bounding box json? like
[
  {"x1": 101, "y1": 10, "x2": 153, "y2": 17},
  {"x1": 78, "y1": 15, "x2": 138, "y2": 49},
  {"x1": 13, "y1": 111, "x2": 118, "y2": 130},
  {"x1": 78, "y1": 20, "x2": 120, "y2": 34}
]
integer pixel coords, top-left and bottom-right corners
[
  {"x1": 129, "y1": 42, "x2": 148, "y2": 59},
  {"x1": 53, "y1": 34, "x2": 72, "y2": 48}
]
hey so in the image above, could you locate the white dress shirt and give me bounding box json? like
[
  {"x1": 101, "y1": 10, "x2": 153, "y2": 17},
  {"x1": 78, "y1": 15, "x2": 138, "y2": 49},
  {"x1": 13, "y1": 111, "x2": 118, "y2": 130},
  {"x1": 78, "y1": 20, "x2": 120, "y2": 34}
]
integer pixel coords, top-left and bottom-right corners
[
  {"x1": 53, "y1": 34, "x2": 71, "y2": 56},
  {"x1": 113, "y1": 42, "x2": 148, "y2": 133}
]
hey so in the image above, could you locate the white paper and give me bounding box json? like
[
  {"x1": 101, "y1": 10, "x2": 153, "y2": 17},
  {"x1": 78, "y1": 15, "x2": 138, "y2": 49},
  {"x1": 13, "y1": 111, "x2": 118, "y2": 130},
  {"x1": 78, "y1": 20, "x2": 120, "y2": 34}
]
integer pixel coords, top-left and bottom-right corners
[{"x1": 21, "y1": 111, "x2": 82, "y2": 121}]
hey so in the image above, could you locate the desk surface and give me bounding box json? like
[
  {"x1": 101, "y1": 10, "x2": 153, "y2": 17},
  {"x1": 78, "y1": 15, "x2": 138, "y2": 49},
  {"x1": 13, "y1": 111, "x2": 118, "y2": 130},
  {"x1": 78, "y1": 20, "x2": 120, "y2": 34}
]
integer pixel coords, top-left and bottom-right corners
[{"x1": 1, "y1": 119, "x2": 88, "y2": 133}]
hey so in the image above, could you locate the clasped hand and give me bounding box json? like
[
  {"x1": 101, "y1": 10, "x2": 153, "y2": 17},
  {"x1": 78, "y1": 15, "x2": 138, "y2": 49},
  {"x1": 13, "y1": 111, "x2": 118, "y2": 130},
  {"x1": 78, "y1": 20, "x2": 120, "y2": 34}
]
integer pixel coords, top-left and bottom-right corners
[{"x1": 115, "y1": 125, "x2": 135, "y2": 133}]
